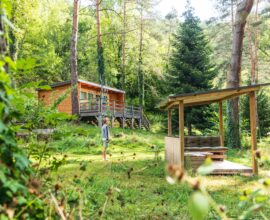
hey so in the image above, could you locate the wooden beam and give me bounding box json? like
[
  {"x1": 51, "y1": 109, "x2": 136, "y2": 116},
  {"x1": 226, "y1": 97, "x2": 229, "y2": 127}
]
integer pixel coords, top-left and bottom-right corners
[
  {"x1": 218, "y1": 101, "x2": 224, "y2": 147},
  {"x1": 179, "y1": 101, "x2": 185, "y2": 169},
  {"x1": 249, "y1": 91, "x2": 258, "y2": 175},
  {"x1": 166, "y1": 101, "x2": 178, "y2": 110},
  {"x1": 163, "y1": 87, "x2": 262, "y2": 110},
  {"x1": 168, "y1": 109, "x2": 172, "y2": 136}
]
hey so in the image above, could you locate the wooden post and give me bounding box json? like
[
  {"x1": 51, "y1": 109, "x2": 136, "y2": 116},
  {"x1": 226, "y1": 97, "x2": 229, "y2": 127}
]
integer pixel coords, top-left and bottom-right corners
[
  {"x1": 131, "y1": 106, "x2": 134, "y2": 129},
  {"x1": 218, "y1": 101, "x2": 224, "y2": 147},
  {"x1": 139, "y1": 106, "x2": 142, "y2": 129},
  {"x1": 98, "y1": 115, "x2": 102, "y2": 128},
  {"x1": 78, "y1": 83, "x2": 81, "y2": 112},
  {"x1": 99, "y1": 97, "x2": 102, "y2": 114},
  {"x1": 168, "y1": 109, "x2": 172, "y2": 136},
  {"x1": 113, "y1": 100, "x2": 116, "y2": 117},
  {"x1": 111, "y1": 117, "x2": 114, "y2": 128},
  {"x1": 249, "y1": 91, "x2": 258, "y2": 175},
  {"x1": 122, "y1": 118, "x2": 125, "y2": 128},
  {"x1": 179, "y1": 101, "x2": 185, "y2": 169}
]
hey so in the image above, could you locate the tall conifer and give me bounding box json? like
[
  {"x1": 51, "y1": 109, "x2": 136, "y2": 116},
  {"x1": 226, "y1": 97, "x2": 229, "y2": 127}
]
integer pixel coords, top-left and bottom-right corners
[{"x1": 167, "y1": 5, "x2": 216, "y2": 134}]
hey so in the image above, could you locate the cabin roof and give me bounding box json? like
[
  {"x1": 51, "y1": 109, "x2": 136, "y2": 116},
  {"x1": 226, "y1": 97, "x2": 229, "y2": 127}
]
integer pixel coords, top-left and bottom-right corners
[
  {"x1": 38, "y1": 79, "x2": 125, "y2": 94},
  {"x1": 159, "y1": 83, "x2": 270, "y2": 109}
]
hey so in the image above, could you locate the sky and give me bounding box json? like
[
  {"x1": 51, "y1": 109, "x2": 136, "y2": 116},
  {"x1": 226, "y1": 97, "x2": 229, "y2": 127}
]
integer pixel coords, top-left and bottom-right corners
[
  {"x1": 80, "y1": 0, "x2": 218, "y2": 21},
  {"x1": 155, "y1": 0, "x2": 218, "y2": 20}
]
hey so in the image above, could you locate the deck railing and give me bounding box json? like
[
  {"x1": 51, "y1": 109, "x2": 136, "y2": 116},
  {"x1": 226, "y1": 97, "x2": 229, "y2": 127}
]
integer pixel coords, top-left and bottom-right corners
[{"x1": 79, "y1": 98, "x2": 142, "y2": 118}]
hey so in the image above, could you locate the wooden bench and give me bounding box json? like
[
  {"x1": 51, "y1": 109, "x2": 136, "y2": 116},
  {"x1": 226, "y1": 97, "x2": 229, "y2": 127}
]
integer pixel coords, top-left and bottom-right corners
[
  {"x1": 184, "y1": 152, "x2": 213, "y2": 170},
  {"x1": 184, "y1": 136, "x2": 228, "y2": 161}
]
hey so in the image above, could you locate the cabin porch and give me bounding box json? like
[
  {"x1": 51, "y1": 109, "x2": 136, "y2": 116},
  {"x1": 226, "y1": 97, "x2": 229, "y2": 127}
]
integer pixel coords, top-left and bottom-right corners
[{"x1": 79, "y1": 98, "x2": 150, "y2": 130}]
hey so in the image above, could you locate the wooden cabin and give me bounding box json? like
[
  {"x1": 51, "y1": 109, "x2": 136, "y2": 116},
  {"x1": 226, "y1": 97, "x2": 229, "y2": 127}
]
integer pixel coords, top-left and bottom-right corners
[
  {"x1": 37, "y1": 79, "x2": 150, "y2": 129},
  {"x1": 159, "y1": 83, "x2": 270, "y2": 175}
]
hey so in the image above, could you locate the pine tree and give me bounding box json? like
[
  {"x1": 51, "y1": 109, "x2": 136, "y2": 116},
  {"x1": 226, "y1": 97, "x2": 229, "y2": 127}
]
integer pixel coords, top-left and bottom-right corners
[{"x1": 167, "y1": 6, "x2": 216, "y2": 134}]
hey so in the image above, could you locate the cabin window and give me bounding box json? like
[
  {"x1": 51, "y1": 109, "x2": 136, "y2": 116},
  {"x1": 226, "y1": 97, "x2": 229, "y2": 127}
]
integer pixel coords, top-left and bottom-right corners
[
  {"x1": 88, "y1": 93, "x2": 93, "y2": 102},
  {"x1": 80, "y1": 92, "x2": 87, "y2": 100},
  {"x1": 101, "y1": 95, "x2": 108, "y2": 104}
]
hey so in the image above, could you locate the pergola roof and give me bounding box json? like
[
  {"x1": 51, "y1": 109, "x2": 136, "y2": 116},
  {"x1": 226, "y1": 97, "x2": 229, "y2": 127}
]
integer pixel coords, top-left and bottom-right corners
[{"x1": 159, "y1": 83, "x2": 270, "y2": 109}]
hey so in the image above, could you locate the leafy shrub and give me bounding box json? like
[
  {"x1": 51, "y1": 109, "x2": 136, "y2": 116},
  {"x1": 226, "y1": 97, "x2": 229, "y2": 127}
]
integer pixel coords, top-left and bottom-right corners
[{"x1": 0, "y1": 56, "x2": 45, "y2": 217}]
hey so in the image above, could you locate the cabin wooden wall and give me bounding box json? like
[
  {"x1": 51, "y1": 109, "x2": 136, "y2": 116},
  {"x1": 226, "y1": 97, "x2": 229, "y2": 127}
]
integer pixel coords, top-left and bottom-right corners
[
  {"x1": 38, "y1": 82, "x2": 125, "y2": 115},
  {"x1": 79, "y1": 83, "x2": 125, "y2": 102},
  {"x1": 38, "y1": 84, "x2": 72, "y2": 114}
]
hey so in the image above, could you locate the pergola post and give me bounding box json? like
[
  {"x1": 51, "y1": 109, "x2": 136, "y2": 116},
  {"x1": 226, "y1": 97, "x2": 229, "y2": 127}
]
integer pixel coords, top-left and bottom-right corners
[
  {"x1": 168, "y1": 109, "x2": 172, "y2": 136},
  {"x1": 179, "y1": 101, "x2": 185, "y2": 169},
  {"x1": 249, "y1": 91, "x2": 258, "y2": 175},
  {"x1": 218, "y1": 101, "x2": 224, "y2": 147}
]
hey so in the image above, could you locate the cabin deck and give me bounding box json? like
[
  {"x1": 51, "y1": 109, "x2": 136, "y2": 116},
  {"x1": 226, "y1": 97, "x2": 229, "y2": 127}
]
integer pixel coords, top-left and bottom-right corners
[
  {"x1": 79, "y1": 98, "x2": 150, "y2": 129},
  {"x1": 211, "y1": 160, "x2": 253, "y2": 175},
  {"x1": 165, "y1": 136, "x2": 253, "y2": 175}
]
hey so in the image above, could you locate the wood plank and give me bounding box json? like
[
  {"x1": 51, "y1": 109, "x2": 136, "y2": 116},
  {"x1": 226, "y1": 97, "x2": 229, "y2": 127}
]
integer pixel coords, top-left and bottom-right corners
[
  {"x1": 163, "y1": 86, "x2": 264, "y2": 110},
  {"x1": 168, "y1": 109, "x2": 172, "y2": 136},
  {"x1": 211, "y1": 160, "x2": 253, "y2": 175},
  {"x1": 249, "y1": 91, "x2": 258, "y2": 175},
  {"x1": 179, "y1": 101, "x2": 185, "y2": 168}
]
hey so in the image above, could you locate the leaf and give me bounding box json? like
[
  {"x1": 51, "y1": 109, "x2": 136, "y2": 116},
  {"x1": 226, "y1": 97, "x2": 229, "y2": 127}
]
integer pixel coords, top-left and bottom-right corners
[
  {"x1": 255, "y1": 195, "x2": 268, "y2": 203},
  {"x1": 189, "y1": 191, "x2": 209, "y2": 220},
  {"x1": 166, "y1": 176, "x2": 175, "y2": 185},
  {"x1": 197, "y1": 158, "x2": 214, "y2": 176},
  {"x1": 38, "y1": 85, "x2": 52, "y2": 90},
  {"x1": 14, "y1": 153, "x2": 30, "y2": 170},
  {"x1": 79, "y1": 161, "x2": 88, "y2": 171}
]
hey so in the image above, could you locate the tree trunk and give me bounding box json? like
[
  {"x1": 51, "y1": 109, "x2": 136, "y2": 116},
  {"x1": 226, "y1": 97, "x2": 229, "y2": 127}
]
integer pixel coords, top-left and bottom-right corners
[
  {"x1": 0, "y1": 4, "x2": 7, "y2": 56},
  {"x1": 188, "y1": 123, "x2": 192, "y2": 136},
  {"x1": 231, "y1": 0, "x2": 234, "y2": 32},
  {"x1": 9, "y1": 3, "x2": 18, "y2": 62},
  {"x1": 70, "y1": 0, "x2": 80, "y2": 116},
  {"x1": 96, "y1": 0, "x2": 105, "y2": 86},
  {"x1": 121, "y1": 0, "x2": 127, "y2": 90},
  {"x1": 248, "y1": 0, "x2": 260, "y2": 136},
  {"x1": 227, "y1": 0, "x2": 254, "y2": 148},
  {"x1": 138, "y1": 1, "x2": 144, "y2": 107}
]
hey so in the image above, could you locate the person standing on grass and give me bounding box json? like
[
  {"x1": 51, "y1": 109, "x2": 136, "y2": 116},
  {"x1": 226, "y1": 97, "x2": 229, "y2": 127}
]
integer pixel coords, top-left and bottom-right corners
[{"x1": 102, "y1": 117, "x2": 110, "y2": 160}]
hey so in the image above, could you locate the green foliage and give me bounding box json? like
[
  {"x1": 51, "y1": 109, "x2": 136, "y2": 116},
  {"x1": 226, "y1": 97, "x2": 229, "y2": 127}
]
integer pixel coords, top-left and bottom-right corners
[
  {"x1": 12, "y1": 82, "x2": 74, "y2": 130},
  {"x1": 189, "y1": 191, "x2": 209, "y2": 220},
  {"x1": 166, "y1": 6, "x2": 217, "y2": 134},
  {"x1": 0, "y1": 61, "x2": 45, "y2": 218}
]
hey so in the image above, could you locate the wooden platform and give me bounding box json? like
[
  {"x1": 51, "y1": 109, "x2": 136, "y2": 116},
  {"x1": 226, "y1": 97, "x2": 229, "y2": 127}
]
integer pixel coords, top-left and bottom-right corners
[{"x1": 211, "y1": 160, "x2": 253, "y2": 175}]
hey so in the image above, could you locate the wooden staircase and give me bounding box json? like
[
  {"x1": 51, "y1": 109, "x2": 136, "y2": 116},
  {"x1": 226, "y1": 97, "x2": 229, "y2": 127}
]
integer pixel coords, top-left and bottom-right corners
[{"x1": 114, "y1": 113, "x2": 150, "y2": 130}]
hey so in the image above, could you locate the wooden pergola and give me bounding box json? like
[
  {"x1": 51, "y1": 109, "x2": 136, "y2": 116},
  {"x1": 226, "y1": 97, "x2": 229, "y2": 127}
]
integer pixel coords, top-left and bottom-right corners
[{"x1": 159, "y1": 83, "x2": 270, "y2": 175}]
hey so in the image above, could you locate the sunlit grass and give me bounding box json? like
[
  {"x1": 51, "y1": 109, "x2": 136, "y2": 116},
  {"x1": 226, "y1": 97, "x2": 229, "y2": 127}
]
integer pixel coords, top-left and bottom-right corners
[{"x1": 38, "y1": 122, "x2": 270, "y2": 219}]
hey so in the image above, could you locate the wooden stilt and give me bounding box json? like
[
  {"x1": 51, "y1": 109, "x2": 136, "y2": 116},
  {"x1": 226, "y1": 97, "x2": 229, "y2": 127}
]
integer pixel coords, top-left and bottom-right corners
[
  {"x1": 168, "y1": 109, "x2": 172, "y2": 136},
  {"x1": 131, "y1": 118, "x2": 134, "y2": 129},
  {"x1": 249, "y1": 91, "x2": 258, "y2": 175},
  {"x1": 98, "y1": 115, "x2": 102, "y2": 128},
  {"x1": 111, "y1": 117, "x2": 114, "y2": 128},
  {"x1": 218, "y1": 101, "x2": 224, "y2": 147},
  {"x1": 122, "y1": 117, "x2": 125, "y2": 128},
  {"x1": 179, "y1": 101, "x2": 185, "y2": 169}
]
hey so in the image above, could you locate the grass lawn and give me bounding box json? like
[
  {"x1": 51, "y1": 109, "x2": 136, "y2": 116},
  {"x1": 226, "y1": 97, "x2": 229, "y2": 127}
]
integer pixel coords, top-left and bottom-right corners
[{"x1": 30, "y1": 123, "x2": 270, "y2": 219}]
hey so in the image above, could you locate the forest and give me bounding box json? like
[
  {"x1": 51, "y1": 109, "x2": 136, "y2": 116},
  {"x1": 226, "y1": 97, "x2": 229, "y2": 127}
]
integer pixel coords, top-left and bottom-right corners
[{"x1": 1, "y1": 0, "x2": 270, "y2": 219}]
